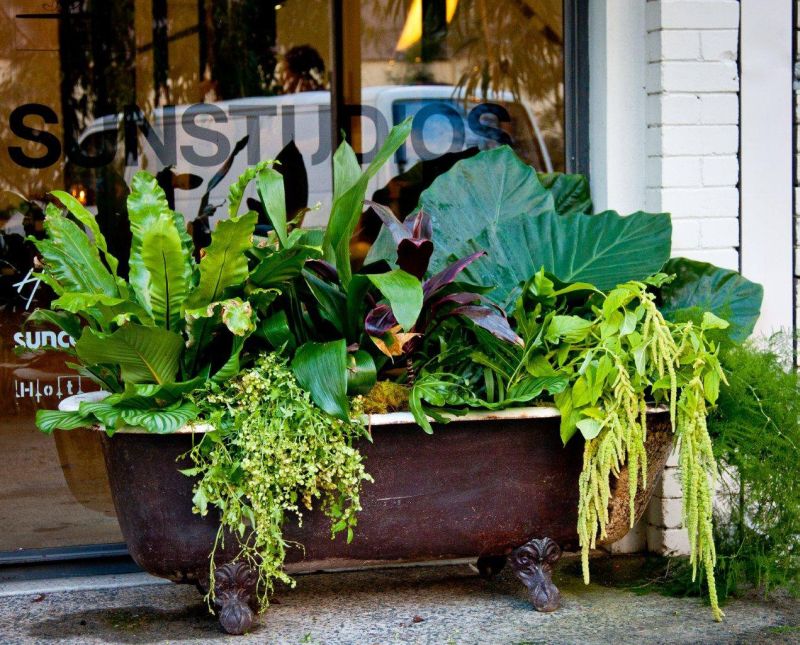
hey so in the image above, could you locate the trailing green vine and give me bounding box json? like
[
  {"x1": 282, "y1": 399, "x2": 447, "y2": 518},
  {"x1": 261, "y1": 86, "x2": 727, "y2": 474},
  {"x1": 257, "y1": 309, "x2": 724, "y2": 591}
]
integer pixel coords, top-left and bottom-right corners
[
  {"x1": 183, "y1": 353, "x2": 372, "y2": 610},
  {"x1": 409, "y1": 272, "x2": 729, "y2": 621},
  {"x1": 561, "y1": 283, "x2": 728, "y2": 621}
]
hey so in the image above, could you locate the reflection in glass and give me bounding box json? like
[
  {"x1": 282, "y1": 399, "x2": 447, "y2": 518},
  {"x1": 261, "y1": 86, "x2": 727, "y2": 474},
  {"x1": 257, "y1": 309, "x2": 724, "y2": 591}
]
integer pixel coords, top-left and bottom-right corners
[{"x1": 0, "y1": 0, "x2": 565, "y2": 554}]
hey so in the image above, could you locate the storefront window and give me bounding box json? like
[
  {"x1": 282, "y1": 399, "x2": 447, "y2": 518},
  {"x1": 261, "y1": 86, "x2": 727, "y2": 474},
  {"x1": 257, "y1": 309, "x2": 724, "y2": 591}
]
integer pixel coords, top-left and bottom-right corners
[{"x1": 0, "y1": 0, "x2": 568, "y2": 556}]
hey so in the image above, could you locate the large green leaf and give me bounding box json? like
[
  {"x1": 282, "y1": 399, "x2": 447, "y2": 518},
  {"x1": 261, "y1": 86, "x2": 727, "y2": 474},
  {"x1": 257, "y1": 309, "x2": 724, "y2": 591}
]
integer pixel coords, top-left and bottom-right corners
[
  {"x1": 366, "y1": 145, "x2": 554, "y2": 270},
  {"x1": 444, "y1": 209, "x2": 672, "y2": 309},
  {"x1": 141, "y1": 213, "x2": 192, "y2": 330},
  {"x1": 118, "y1": 401, "x2": 200, "y2": 434},
  {"x1": 211, "y1": 334, "x2": 249, "y2": 383},
  {"x1": 184, "y1": 211, "x2": 257, "y2": 371},
  {"x1": 127, "y1": 172, "x2": 192, "y2": 314},
  {"x1": 248, "y1": 244, "x2": 321, "y2": 288},
  {"x1": 51, "y1": 190, "x2": 120, "y2": 277},
  {"x1": 367, "y1": 269, "x2": 423, "y2": 331},
  {"x1": 114, "y1": 373, "x2": 209, "y2": 408},
  {"x1": 346, "y1": 349, "x2": 376, "y2": 395},
  {"x1": 303, "y1": 270, "x2": 347, "y2": 335},
  {"x1": 323, "y1": 117, "x2": 413, "y2": 286},
  {"x1": 49, "y1": 292, "x2": 153, "y2": 327},
  {"x1": 76, "y1": 324, "x2": 183, "y2": 384},
  {"x1": 332, "y1": 137, "x2": 361, "y2": 204},
  {"x1": 34, "y1": 205, "x2": 119, "y2": 298},
  {"x1": 255, "y1": 310, "x2": 296, "y2": 351},
  {"x1": 291, "y1": 339, "x2": 349, "y2": 420},
  {"x1": 187, "y1": 211, "x2": 257, "y2": 308},
  {"x1": 256, "y1": 166, "x2": 289, "y2": 247},
  {"x1": 658, "y1": 258, "x2": 763, "y2": 343},
  {"x1": 228, "y1": 160, "x2": 272, "y2": 217},
  {"x1": 26, "y1": 309, "x2": 83, "y2": 340},
  {"x1": 35, "y1": 409, "x2": 91, "y2": 433},
  {"x1": 537, "y1": 172, "x2": 593, "y2": 215}
]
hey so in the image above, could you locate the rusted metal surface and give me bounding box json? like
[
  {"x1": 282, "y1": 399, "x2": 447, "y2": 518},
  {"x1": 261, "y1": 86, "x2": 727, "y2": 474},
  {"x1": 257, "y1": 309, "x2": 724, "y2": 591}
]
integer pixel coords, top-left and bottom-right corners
[{"x1": 100, "y1": 411, "x2": 673, "y2": 586}]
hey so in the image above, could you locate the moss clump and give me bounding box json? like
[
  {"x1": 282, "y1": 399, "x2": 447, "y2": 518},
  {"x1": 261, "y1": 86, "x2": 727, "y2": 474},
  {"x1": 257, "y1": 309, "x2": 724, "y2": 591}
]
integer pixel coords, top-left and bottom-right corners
[{"x1": 362, "y1": 381, "x2": 411, "y2": 414}]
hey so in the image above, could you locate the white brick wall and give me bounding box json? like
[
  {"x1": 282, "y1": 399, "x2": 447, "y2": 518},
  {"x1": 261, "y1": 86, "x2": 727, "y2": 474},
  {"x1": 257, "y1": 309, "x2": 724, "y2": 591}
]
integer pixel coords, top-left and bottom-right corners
[
  {"x1": 645, "y1": 0, "x2": 741, "y2": 278},
  {"x1": 641, "y1": 0, "x2": 741, "y2": 555}
]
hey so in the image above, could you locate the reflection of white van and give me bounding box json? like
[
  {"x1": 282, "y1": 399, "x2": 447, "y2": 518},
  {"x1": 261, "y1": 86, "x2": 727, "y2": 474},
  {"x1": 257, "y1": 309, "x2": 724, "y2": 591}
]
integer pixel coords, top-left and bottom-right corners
[{"x1": 76, "y1": 86, "x2": 552, "y2": 228}]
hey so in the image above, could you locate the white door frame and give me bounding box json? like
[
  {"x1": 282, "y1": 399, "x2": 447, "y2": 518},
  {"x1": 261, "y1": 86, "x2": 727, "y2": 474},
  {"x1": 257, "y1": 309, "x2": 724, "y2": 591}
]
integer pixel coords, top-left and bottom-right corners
[{"x1": 739, "y1": 0, "x2": 794, "y2": 336}]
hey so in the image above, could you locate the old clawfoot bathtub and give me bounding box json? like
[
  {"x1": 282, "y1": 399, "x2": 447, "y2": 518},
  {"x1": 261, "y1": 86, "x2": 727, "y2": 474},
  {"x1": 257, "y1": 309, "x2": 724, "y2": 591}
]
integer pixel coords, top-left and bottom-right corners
[{"x1": 60, "y1": 399, "x2": 673, "y2": 635}]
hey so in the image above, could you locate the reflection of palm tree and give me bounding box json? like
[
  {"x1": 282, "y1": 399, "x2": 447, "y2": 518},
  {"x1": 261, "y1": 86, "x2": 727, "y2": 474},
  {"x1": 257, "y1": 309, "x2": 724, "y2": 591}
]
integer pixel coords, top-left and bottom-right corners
[{"x1": 367, "y1": 0, "x2": 564, "y2": 168}]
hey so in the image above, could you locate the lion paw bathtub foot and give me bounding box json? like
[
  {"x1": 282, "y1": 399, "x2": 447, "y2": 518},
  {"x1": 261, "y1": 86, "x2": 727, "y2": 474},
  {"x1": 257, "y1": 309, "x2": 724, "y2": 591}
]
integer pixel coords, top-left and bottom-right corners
[
  {"x1": 476, "y1": 555, "x2": 507, "y2": 579},
  {"x1": 510, "y1": 537, "x2": 562, "y2": 612},
  {"x1": 213, "y1": 561, "x2": 259, "y2": 634}
]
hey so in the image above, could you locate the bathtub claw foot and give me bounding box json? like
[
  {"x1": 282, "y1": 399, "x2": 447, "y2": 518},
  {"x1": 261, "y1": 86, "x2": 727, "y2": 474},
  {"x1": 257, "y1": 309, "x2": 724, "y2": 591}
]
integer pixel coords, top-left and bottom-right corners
[
  {"x1": 476, "y1": 555, "x2": 507, "y2": 579},
  {"x1": 213, "y1": 561, "x2": 258, "y2": 634},
  {"x1": 510, "y1": 537, "x2": 561, "y2": 612}
]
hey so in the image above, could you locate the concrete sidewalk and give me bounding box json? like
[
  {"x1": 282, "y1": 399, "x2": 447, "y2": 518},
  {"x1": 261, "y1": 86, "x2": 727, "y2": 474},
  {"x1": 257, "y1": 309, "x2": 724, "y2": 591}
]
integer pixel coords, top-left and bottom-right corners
[{"x1": 0, "y1": 559, "x2": 798, "y2": 644}]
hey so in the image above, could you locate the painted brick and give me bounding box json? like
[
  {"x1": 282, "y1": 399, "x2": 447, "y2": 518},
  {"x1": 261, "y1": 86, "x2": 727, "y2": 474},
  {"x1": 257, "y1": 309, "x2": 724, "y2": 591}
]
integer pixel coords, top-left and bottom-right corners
[
  {"x1": 666, "y1": 447, "x2": 680, "y2": 469},
  {"x1": 655, "y1": 467, "x2": 684, "y2": 499},
  {"x1": 670, "y1": 218, "x2": 702, "y2": 249},
  {"x1": 677, "y1": 248, "x2": 740, "y2": 270},
  {"x1": 647, "y1": 29, "x2": 701, "y2": 62},
  {"x1": 658, "y1": 187, "x2": 739, "y2": 217},
  {"x1": 647, "y1": 525, "x2": 690, "y2": 556},
  {"x1": 699, "y1": 94, "x2": 739, "y2": 124},
  {"x1": 607, "y1": 518, "x2": 648, "y2": 554},
  {"x1": 700, "y1": 29, "x2": 738, "y2": 61},
  {"x1": 702, "y1": 155, "x2": 739, "y2": 185},
  {"x1": 647, "y1": 94, "x2": 702, "y2": 125},
  {"x1": 649, "y1": 61, "x2": 738, "y2": 93},
  {"x1": 647, "y1": 495, "x2": 684, "y2": 529},
  {"x1": 647, "y1": 156, "x2": 702, "y2": 187},
  {"x1": 701, "y1": 217, "x2": 739, "y2": 248},
  {"x1": 647, "y1": 1, "x2": 740, "y2": 32},
  {"x1": 649, "y1": 125, "x2": 738, "y2": 155}
]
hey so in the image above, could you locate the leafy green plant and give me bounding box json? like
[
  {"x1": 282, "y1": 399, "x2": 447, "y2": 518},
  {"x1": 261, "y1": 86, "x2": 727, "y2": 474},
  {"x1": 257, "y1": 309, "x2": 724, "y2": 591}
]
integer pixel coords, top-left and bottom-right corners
[
  {"x1": 243, "y1": 119, "x2": 520, "y2": 419},
  {"x1": 708, "y1": 337, "x2": 800, "y2": 597},
  {"x1": 407, "y1": 268, "x2": 738, "y2": 620},
  {"x1": 367, "y1": 146, "x2": 672, "y2": 308},
  {"x1": 32, "y1": 172, "x2": 259, "y2": 434},
  {"x1": 184, "y1": 353, "x2": 372, "y2": 609}
]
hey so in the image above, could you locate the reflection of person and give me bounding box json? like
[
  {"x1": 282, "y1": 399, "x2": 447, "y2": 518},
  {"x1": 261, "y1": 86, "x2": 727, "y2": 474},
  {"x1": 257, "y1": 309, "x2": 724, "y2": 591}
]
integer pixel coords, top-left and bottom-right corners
[{"x1": 275, "y1": 45, "x2": 327, "y2": 93}]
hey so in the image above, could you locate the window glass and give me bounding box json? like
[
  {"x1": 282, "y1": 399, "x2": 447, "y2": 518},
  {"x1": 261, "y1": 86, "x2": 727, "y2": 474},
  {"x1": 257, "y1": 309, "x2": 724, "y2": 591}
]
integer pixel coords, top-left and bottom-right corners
[
  {"x1": 0, "y1": 0, "x2": 331, "y2": 553},
  {"x1": 0, "y1": 0, "x2": 565, "y2": 555},
  {"x1": 343, "y1": 0, "x2": 565, "y2": 255}
]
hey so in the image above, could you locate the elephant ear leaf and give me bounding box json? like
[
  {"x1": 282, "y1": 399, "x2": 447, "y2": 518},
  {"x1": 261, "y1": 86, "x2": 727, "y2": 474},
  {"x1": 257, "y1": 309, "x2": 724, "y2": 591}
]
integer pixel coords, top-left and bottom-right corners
[
  {"x1": 366, "y1": 145, "x2": 554, "y2": 272},
  {"x1": 448, "y1": 209, "x2": 672, "y2": 309},
  {"x1": 141, "y1": 213, "x2": 192, "y2": 331},
  {"x1": 537, "y1": 172, "x2": 592, "y2": 215},
  {"x1": 291, "y1": 339, "x2": 350, "y2": 420},
  {"x1": 658, "y1": 258, "x2": 763, "y2": 343},
  {"x1": 76, "y1": 324, "x2": 183, "y2": 384}
]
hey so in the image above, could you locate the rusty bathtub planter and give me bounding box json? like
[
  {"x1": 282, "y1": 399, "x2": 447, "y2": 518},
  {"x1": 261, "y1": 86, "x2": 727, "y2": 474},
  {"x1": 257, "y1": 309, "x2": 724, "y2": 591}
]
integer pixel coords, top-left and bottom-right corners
[{"x1": 59, "y1": 399, "x2": 673, "y2": 634}]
